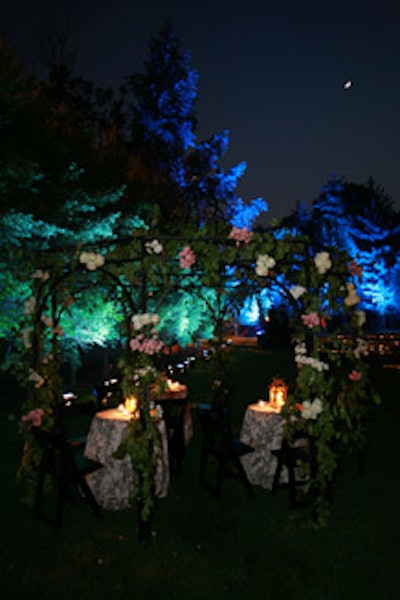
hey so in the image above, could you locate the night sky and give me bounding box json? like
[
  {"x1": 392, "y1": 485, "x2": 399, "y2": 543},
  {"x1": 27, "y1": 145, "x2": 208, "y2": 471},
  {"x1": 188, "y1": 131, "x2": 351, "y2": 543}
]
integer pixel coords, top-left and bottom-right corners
[{"x1": 2, "y1": 0, "x2": 400, "y2": 221}]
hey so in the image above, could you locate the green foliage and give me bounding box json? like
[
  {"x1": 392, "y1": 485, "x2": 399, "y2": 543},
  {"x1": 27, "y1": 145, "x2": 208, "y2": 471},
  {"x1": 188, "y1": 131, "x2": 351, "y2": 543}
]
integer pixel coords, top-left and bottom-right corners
[
  {"x1": 60, "y1": 290, "x2": 124, "y2": 349},
  {"x1": 113, "y1": 414, "x2": 160, "y2": 521},
  {"x1": 158, "y1": 288, "x2": 215, "y2": 346}
]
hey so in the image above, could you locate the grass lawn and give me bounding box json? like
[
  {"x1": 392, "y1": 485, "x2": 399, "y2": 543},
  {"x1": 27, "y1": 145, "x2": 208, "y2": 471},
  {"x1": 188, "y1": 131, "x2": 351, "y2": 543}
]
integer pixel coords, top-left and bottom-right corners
[{"x1": 1, "y1": 347, "x2": 399, "y2": 599}]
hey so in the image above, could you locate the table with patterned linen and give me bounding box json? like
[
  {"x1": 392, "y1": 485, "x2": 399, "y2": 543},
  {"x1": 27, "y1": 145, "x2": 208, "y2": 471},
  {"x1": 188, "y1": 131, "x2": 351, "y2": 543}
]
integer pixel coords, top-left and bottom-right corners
[
  {"x1": 239, "y1": 402, "x2": 287, "y2": 490},
  {"x1": 84, "y1": 408, "x2": 170, "y2": 511}
]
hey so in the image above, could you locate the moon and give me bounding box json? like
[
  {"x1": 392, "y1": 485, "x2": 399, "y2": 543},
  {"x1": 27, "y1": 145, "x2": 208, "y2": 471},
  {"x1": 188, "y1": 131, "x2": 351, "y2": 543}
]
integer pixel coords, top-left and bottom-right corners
[{"x1": 344, "y1": 80, "x2": 352, "y2": 90}]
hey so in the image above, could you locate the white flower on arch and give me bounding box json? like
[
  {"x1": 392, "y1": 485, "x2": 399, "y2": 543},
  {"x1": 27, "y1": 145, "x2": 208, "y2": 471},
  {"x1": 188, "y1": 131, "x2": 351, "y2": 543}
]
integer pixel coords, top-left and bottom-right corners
[
  {"x1": 301, "y1": 397, "x2": 324, "y2": 420},
  {"x1": 255, "y1": 254, "x2": 276, "y2": 276},
  {"x1": 314, "y1": 251, "x2": 332, "y2": 275},
  {"x1": 79, "y1": 251, "x2": 105, "y2": 271}
]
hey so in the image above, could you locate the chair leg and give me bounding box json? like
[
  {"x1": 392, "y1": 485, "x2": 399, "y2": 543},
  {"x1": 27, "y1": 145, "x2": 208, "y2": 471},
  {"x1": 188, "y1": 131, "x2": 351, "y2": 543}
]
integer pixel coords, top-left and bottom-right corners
[
  {"x1": 234, "y1": 456, "x2": 254, "y2": 496},
  {"x1": 271, "y1": 452, "x2": 284, "y2": 496},
  {"x1": 75, "y1": 473, "x2": 102, "y2": 519},
  {"x1": 199, "y1": 440, "x2": 208, "y2": 487},
  {"x1": 34, "y1": 465, "x2": 46, "y2": 517},
  {"x1": 215, "y1": 452, "x2": 226, "y2": 496},
  {"x1": 54, "y1": 473, "x2": 68, "y2": 532},
  {"x1": 287, "y1": 462, "x2": 297, "y2": 508}
]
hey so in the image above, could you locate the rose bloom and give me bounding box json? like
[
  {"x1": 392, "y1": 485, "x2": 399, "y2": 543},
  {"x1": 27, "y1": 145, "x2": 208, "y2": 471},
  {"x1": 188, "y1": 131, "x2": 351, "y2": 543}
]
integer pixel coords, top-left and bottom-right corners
[
  {"x1": 228, "y1": 227, "x2": 253, "y2": 245},
  {"x1": 314, "y1": 251, "x2": 332, "y2": 275},
  {"x1": 301, "y1": 312, "x2": 320, "y2": 329},
  {"x1": 255, "y1": 254, "x2": 276, "y2": 276},
  {"x1": 349, "y1": 260, "x2": 362, "y2": 279},
  {"x1": 289, "y1": 285, "x2": 307, "y2": 300},
  {"x1": 301, "y1": 398, "x2": 323, "y2": 420},
  {"x1": 348, "y1": 370, "x2": 362, "y2": 381},
  {"x1": 179, "y1": 246, "x2": 196, "y2": 269},
  {"x1": 22, "y1": 407, "x2": 45, "y2": 427}
]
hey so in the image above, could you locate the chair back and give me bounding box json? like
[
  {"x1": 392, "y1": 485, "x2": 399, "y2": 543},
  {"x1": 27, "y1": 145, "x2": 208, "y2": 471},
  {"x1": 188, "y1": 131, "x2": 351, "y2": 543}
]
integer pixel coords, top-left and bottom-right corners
[
  {"x1": 31, "y1": 425, "x2": 102, "y2": 531},
  {"x1": 31, "y1": 426, "x2": 75, "y2": 478},
  {"x1": 210, "y1": 379, "x2": 233, "y2": 415}
]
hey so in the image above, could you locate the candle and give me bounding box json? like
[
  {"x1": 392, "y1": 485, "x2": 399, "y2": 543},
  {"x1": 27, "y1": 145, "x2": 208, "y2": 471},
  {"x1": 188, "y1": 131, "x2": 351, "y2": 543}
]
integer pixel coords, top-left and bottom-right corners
[{"x1": 124, "y1": 396, "x2": 138, "y2": 415}]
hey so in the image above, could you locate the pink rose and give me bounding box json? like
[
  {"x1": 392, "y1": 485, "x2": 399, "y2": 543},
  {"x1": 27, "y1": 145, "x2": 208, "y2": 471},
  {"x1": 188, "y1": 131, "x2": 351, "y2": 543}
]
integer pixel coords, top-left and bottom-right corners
[
  {"x1": 22, "y1": 408, "x2": 44, "y2": 427},
  {"x1": 348, "y1": 370, "x2": 362, "y2": 381},
  {"x1": 349, "y1": 260, "x2": 363, "y2": 279},
  {"x1": 228, "y1": 227, "x2": 253, "y2": 245},
  {"x1": 179, "y1": 246, "x2": 196, "y2": 269},
  {"x1": 301, "y1": 312, "x2": 320, "y2": 329}
]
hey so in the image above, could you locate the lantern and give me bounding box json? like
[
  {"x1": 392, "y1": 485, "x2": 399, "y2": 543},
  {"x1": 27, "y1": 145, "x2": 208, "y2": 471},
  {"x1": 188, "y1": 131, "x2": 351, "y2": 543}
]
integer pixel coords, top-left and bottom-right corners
[{"x1": 268, "y1": 378, "x2": 288, "y2": 410}]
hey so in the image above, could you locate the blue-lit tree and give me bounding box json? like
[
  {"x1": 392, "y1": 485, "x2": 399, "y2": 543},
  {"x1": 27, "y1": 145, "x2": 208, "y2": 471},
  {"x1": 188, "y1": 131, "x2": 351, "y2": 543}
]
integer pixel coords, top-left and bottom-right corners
[
  {"x1": 280, "y1": 177, "x2": 400, "y2": 327},
  {"x1": 127, "y1": 20, "x2": 267, "y2": 229}
]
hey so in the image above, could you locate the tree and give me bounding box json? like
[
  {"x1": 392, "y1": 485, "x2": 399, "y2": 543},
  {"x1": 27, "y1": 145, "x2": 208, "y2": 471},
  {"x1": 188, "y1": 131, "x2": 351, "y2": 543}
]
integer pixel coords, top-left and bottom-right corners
[
  {"x1": 127, "y1": 20, "x2": 267, "y2": 228},
  {"x1": 280, "y1": 176, "x2": 400, "y2": 325}
]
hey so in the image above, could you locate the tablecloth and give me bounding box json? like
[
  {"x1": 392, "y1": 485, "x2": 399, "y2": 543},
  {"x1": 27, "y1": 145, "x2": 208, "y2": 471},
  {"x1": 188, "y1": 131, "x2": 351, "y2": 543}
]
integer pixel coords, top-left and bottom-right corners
[
  {"x1": 239, "y1": 403, "x2": 287, "y2": 490},
  {"x1": 84, "y1": 408, "x2": 170, "y2": 511}
]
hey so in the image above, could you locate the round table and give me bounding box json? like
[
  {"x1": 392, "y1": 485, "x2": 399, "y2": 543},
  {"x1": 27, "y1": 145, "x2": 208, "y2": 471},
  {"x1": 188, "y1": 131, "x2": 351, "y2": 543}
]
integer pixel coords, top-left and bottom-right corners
[
  {"x1": 239, "y1": 402, "x2": 287, "y2": 490},
  {"x1": 84, "y1": 408, "x2": 170, "y2": 511}
]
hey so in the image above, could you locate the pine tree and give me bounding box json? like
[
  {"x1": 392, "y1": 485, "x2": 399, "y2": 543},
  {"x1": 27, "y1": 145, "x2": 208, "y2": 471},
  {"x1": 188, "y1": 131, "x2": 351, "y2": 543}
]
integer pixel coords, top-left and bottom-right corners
[{"x1": 127, "y1": 20, "x2": 266, "y2": 228}]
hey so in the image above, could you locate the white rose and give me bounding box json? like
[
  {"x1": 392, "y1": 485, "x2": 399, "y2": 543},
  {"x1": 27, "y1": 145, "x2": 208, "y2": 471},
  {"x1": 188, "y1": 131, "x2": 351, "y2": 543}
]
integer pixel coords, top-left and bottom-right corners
[
  {"x1": 314, "y1": 251, "x2": 332, "y2": 275},
  {"x1": 131, "y1": 314, "x2": 143, "y2": 330},
  {"x1": 80, "y1": 251, "x2": 105, "y2": 271},
  {"x1": 301, "y1": 397, "x2": 323, "y2": 420},
  {"x1": 255, "y1": 254, "x2": 276, "y2": 276},
  {"x1": 290, "y1": 285, "x2": 307, "y2": 300},
  {"x1": 146, "y1": 239, "x2": 163, "y2": 254},
  {"x1": 355, "y1": 310, "x2": 366, "y2": 327},
  {"x1": 141, "y1": 313, "x2": 152, "y2": 326}
]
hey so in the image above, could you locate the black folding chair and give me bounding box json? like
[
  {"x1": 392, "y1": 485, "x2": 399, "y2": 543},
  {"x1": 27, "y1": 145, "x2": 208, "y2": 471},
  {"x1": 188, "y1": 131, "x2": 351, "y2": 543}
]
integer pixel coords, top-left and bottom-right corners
[
  {"x1": 196, "y1": 386, "x2": 254, "y2": 497},
  {"x1": 195, "y1": 379, "x2": 232, "y2": 413},
  {"x1": 31, "y1": 426, "x2": 103, "y2": 532},
  {"x1": 271, "y1": 435, "x2": 314, "y2": 508},
  {"x1": 158, "y1": 397, "x2": 188, "y2": 475}
]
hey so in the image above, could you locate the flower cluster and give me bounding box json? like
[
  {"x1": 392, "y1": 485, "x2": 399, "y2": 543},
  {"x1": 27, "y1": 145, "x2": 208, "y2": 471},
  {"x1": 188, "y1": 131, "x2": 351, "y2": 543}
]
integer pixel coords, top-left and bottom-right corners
[
  {"x1": 41, "y1": 315, "x2": 64, "y2": 336},
  {"x1": 129, "y1": 313, "x2": 164, "y2": 355},
  {"x1": 79, "y1": 251, "x2": 105, "y2": 271},
  {"x1": 179, "y1": 246, "x2": 196, "y2": 269},
  {"x1": 21, "y1": 407, "x2": 44, "y2": 427},
  {"x1": 301, "y1": 312, "x2": 320, "y2": 329},
  {"x1": 129, "y1": 335, "x2": 164, "y2": 355},
  {"x1": 348, "y1": 370, "x2": 362, "y2": 381},
  {"x1": 28, "y1": 368, "x2": 45, "y2": 388},
  {"x1": 289, "y1": 285, "x2": 307, "y2": 300},
  {"x1": 294, "y1": 343, "x2": 329, "y2": 372},
  {"x1": 301, "y1": 398, "x2": 324, "y2": 420},
  {"x1": 133, "y1": 366, "x2": 158, "y2": 384},
  {"x1": 21, "y1": 328, "x2": 32, "y2": 349},
  {"x1": 32, "y1": 269, "x2": 50, "y2": 281},
  {"x1": 24, "y1": 297, "x2": 36, "y2": 315},
  {"x1": 344, "y1": 282, "x2": 360, "y2": 306},
  {"x1": 228, "y1": 226, "x2": 253, "y2": 245},
  {"x1": 355, "y1": 310, "x2": 366, "y2": 327},
  {"x1": 255, "y1": 254, "x2": 276, "y2": 276},
  {"x1": 349, "y1": 260, "x2": 362, "y2": 279},
  {"x1": 131, "y1": 313, "x2": 160, "y2": 331},
  {"x1": 314, "y1": 251, "x2": 332, "y2": 275},
  {"x1": 145, "y1": 239, "x2": 163, "y2": 254},
  {"x1": 353, "y1": 337, "x2": 369, "y2": 359}
]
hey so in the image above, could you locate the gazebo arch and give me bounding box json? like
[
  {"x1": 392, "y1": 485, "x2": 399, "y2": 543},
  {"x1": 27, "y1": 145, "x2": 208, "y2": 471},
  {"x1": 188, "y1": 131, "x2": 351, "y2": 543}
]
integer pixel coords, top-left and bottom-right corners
[{"x1": 9, "y1": 225, "x2": 378, "y2": 527}]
